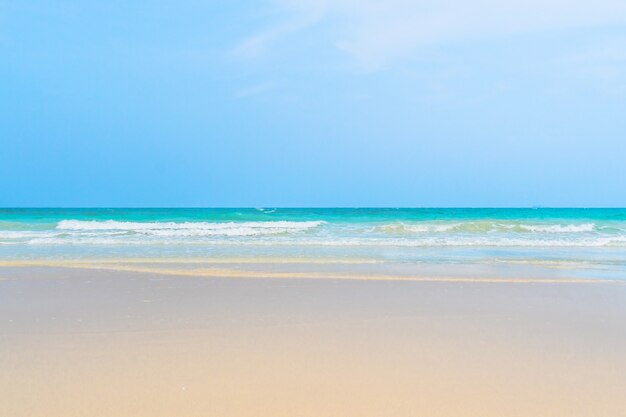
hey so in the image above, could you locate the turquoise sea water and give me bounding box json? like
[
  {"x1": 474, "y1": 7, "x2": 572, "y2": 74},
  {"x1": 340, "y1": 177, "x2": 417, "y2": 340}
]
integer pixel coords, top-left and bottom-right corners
[{"x1": 1, "y1": 208, "x2": 626, "y2": 277}]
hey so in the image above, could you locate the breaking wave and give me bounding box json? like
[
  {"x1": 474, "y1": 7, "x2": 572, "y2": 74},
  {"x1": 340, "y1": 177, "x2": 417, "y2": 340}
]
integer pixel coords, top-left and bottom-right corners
[
  {"x1": 373, "y1": 222, "x2": 599, "y2": 234},
  {"x1": 56, "y1": 220, "x2": 325, "y2": 237},
  {"x1": 1, "y1": 218, "x2": 625, "y2": 249}
]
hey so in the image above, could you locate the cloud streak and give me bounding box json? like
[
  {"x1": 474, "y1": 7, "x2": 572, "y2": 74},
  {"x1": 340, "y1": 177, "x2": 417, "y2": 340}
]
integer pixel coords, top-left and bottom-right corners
[{"x1": 235, "y1": 0, "x2": 626, "y2": 69}]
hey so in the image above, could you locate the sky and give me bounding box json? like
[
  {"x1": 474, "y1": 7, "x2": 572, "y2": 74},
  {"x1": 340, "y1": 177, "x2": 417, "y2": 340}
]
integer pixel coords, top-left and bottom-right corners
[{"x1": 1, "y1": 0, "x2": 626, "y2": 207}]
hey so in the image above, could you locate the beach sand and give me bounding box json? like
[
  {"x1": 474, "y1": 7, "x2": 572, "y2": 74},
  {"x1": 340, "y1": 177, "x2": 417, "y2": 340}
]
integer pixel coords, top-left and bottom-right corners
[{"x1": 1, "y1": 265, "x2": 626, "y2": 417}]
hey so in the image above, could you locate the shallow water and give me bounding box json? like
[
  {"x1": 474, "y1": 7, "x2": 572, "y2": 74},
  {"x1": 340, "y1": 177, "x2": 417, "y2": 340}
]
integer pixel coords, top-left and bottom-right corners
[{"x1": 2, "y1": 208, "x2": 626, "y2": 279}]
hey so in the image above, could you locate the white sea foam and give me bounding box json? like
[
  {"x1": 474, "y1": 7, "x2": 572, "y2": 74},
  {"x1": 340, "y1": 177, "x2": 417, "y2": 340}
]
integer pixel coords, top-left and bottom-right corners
[
  {"x1": 56, "y1": 220, "x2": 325, "y2": 236},
  {"x1": 21, "y1": 235, "x2": 626, "y2": 248},
  {"x1": 515, "y1": 223, "x2": 596, "y2": 233},
  {"x1": 0, "y1": 219, "x2": 622, "y2": 248},
  {"x1": 373, "y1": 223, "x2": 459, "y2": 233},
  {"x1": 374, "y1": 221, "x2": 598, "y2": 234},
  {"x1": 0, "y1": 231, "x2": 46, "y2": 239},
  {"x1": 233, "y1": 236, "x2": 626, "y2": 247},
  {"x1": 27, "y1": 237, "x2": 126, "y2": 245}
]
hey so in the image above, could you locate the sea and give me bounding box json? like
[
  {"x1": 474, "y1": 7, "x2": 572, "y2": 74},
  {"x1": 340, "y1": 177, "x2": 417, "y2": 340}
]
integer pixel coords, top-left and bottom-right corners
[{"x1": 1, "y1": 208, "x2": 626, "y2": 279}]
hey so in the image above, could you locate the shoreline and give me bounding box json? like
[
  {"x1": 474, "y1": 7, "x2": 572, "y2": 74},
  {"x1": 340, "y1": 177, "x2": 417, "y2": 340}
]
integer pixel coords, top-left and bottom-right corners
[{"x1": 1, "y1": 259, "x2": 624, "y2": 284}]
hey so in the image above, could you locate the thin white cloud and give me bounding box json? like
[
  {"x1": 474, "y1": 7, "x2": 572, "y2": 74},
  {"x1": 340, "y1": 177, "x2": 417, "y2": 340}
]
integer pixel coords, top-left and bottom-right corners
[
  {"x1": 230, "y1": 3, "x2": 326, "y2": 59},
  {"x1": 231, "y1": 22, "x2": 296, "y2": 59},
  {"x1": 235, "y1": 0, "x2": 626, "y2": 70}
]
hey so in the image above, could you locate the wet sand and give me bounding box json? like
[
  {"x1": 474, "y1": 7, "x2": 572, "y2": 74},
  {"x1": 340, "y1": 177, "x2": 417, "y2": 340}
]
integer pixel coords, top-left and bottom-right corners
[{"x1": 1, "y1": 266, "x2": 626, "y2": 417}]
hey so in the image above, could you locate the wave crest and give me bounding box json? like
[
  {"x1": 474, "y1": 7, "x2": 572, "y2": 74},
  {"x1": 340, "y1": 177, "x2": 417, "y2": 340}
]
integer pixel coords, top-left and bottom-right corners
[
  {"x1": 56, "y1": 219, "x2": 325, "y2": 237},
  {"x1": 373, "y1": 221, "x2": 597, "y2": 234}
]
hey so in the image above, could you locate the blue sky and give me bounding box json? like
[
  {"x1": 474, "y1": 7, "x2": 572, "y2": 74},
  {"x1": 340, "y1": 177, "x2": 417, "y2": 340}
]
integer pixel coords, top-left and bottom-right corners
[{"x1": 1, "y1": 1, "x2": 625, "y2": 207}]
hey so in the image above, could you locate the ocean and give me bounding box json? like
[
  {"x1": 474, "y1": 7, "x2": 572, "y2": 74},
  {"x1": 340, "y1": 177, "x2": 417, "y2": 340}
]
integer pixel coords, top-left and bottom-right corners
[{"x1": 1, "y1": 208, "x2": 626, "y2": 279}]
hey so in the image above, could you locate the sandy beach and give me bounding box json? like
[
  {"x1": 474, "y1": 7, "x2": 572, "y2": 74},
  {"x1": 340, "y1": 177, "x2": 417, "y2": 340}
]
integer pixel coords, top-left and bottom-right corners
[
  {"x1": 1, "y1": 265, "x2": 625, "y2": 417},
  {"x1": 5, "y1": 0, "x2": 626, "y2": 412}
]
